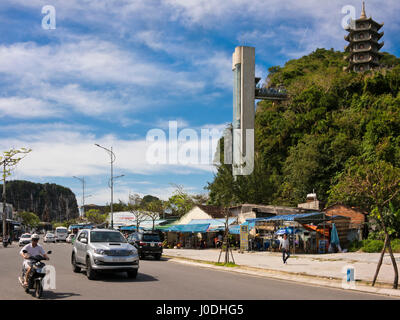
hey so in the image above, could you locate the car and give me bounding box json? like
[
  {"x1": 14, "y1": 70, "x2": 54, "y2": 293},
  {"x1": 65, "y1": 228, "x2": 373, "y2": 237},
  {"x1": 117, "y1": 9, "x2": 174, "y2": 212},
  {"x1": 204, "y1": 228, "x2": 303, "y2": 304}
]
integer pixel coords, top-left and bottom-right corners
[
  {"x1": 44, "y1": 232, "x2": 56, "y2": 243},
  {"x1": 127, "y1": 231, "x2": 163, "y2": 260},
  {"x1": 71, "y1": 228, "x2": 139, "y2": 280},
  {"x1": 19, "y1": 233, "x2": 32, "y2": 246},
  {"x1": 66, "y1": 233, "x2": 76, "y2": 243}
]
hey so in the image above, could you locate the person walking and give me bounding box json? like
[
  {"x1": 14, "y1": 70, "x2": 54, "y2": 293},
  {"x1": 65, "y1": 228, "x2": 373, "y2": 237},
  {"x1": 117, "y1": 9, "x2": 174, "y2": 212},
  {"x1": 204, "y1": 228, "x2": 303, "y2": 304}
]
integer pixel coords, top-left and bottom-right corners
[{"x1": 279, "y1": 233, "x2": 290, "y2": 264}]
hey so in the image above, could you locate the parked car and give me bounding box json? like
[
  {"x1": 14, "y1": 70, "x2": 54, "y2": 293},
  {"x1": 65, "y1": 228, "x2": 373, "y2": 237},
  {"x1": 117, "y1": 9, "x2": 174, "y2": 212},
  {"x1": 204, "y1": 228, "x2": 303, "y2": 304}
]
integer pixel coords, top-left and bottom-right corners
[
  {"x1": 71, "y1": 229, "x2": 139, "y2": 280},
  {"x1": 44, "y1": 232, "x2": 56, "y2": 243},
  {"x1": 66, "y1": 233, "x2": 76, "y2": 243},
  {"x1": 127, "y1": 231, "x2": 163, "y2": 260},
  {"x1": 19, "y1": 233, "x2": 32, "y2": 246}
]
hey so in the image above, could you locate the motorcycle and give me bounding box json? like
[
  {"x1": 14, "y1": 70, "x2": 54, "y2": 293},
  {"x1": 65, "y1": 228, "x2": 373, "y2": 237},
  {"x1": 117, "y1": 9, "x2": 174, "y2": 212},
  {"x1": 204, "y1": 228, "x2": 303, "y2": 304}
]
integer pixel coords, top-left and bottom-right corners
[
  {"x1": 2, "y1": 235, "x2": 11, "y2": 247},
  {"x1": 18, "y1": 250, "x2": 52, "y2": 298}
]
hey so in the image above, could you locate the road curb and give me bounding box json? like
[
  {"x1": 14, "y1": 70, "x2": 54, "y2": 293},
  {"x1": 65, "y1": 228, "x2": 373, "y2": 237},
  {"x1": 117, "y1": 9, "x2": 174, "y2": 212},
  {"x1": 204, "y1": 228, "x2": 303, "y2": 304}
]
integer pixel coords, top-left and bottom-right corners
[{"x1": 164, "y1": 255, "x2": 400, "y2": 298}]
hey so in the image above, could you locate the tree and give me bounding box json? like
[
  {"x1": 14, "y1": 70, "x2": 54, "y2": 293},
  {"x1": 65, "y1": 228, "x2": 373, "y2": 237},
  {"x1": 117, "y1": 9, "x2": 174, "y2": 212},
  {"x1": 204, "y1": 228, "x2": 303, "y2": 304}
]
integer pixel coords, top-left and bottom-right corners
[
  {"x1": 142, "y1": 195, "x2": 160, "y2": 205},
  {"x1": 206, "y1": 49, "x2": 400, "y2": 209},
  {"x1": 1, "y1": 148, "x2": 31, "y2": 242},
  {"x1": 85, "y1": 209, "x2": 107, "y2": 225},
  {"x1": 128, "y1": 194, "x2": 147, "y2": 232},
  {"x1": 191, "y1": 193, "x2": 209, "y2": 206},
  {"x1": 145, "y1": 200, "x2": 167, "y2": 231},
  {"x1": 145, "y1": 202, "x2": 160, "y2": 231},
  {"x1": 17, "y1": 211, "x2": 40, "y2": 228},
  {"x1": 167, "y1": 185, "x2": 195, "y2": 217},
  {"x1": 329, "y1": 160, "x2": 400, "y2": 289}
]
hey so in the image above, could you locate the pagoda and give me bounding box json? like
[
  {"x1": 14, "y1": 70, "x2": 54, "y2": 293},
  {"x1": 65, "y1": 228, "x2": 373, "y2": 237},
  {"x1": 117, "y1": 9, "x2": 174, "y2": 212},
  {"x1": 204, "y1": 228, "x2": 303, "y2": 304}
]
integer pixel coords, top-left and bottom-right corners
[{"x1": 344, "y1": 2, "x2": 384, "y2": 72}]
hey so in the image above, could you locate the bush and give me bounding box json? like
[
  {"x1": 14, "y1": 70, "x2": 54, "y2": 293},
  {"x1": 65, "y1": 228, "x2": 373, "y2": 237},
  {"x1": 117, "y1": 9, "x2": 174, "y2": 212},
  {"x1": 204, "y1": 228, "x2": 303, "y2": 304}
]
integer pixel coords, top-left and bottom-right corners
[
  {"x1": 361, "y1": 239, "x2": 384, "y2": 253},
  {"x1": 391, "y1": 239, "x2": 400, "y2": 253},
  {"x1": 349, "y1": 239, "x2": 400, "y2": 253},
  {"x1": 348, "y1": 240, "x2": 363, "y2": 252}
]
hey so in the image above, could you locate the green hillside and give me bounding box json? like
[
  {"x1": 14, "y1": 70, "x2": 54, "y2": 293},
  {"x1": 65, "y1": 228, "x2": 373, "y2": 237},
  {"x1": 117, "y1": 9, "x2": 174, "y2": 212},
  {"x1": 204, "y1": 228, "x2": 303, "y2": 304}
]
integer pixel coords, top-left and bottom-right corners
[{"x1": 207, "y1": 48, "x2": 400, "y2": 207}]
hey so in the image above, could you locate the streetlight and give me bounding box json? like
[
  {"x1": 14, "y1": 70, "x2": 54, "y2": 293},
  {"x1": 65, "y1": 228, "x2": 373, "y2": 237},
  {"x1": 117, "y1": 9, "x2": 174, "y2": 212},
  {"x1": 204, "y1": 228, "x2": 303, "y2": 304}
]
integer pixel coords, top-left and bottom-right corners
[
  {"x1": 94, "y1": 144, "x2": 117, "y2": 229},
  {"x1": 72, "y1": 176, "x2": 86, "y2": 218},
  {"x1": 108, "y1": 174, "x2": 124, "y2": 188}
]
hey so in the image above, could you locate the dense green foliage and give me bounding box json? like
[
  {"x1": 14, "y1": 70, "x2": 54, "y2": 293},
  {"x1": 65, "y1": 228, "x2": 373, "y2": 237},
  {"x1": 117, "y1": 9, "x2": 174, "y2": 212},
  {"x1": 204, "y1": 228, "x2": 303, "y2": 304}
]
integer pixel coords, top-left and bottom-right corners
[
  {"x1": 85, "y1": 209, "x2": 108, "y2": 225},
  {"x1": 349, "y1": 238, "x2": 400, "y2": 253},
  {"x1": 16, "y1": 211, "x2": 40, "y2": 228},
  {"x1": 207, "y1": 49, "x2": 400, "y2": 207}
]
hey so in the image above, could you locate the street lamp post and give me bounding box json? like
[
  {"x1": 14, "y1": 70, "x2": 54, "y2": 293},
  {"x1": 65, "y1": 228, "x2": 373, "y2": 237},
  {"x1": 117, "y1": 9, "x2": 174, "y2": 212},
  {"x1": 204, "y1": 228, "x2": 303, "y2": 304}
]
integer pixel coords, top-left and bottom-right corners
[
  {"x1": 73, "y1": 176, "x2": 86, "y2": 218},
  {"x1": 94, "y1": 144, "x2": 118, "y2": 229}
]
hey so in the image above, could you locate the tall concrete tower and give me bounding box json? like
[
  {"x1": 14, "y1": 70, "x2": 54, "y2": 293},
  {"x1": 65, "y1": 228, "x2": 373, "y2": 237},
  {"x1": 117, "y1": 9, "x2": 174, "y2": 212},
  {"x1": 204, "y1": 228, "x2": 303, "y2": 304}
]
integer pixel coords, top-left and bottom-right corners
[{"x1": 232, "y1": 46, "x2": 255, "y2": 176}]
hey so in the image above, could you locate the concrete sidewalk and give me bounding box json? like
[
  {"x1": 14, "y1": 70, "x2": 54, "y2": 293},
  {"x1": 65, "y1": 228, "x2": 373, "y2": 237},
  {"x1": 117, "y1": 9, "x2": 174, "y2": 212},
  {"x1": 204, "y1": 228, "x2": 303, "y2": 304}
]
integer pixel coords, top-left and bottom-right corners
[{"x1": 163, "y1": 248, "x2": 400, "y2": 297}]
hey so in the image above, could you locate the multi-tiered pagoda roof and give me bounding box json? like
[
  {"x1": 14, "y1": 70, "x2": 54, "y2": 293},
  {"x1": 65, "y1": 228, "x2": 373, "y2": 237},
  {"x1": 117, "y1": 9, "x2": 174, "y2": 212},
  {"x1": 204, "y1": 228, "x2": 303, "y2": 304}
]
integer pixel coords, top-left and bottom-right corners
[{"x1": 344, "y1": 2, "x2": 384, "y2": 72}]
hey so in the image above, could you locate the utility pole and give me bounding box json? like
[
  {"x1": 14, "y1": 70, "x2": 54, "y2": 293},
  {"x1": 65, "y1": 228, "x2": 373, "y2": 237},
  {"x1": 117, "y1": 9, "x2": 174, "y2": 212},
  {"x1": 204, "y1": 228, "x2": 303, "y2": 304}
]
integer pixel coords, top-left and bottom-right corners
[
  {"x1": 95, "y1": 144, "x2": 122, "y2": 229},
  {"x1": 73, "y1": 176, "x2": 86, "y2": 217},
  {"x1": 2, "y1": 161, "x2": 6, "y2": 242},
  {"x1": 1, "y1": 148, "x2": 31, "y2": 246}
]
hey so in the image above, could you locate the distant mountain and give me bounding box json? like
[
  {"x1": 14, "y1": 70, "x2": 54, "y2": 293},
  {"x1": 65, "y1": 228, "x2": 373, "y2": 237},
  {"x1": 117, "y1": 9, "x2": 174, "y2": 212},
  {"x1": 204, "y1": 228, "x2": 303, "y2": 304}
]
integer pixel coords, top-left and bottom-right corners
[{"x1": 1, "y1": 180, "x2": 79, "y2": 222}]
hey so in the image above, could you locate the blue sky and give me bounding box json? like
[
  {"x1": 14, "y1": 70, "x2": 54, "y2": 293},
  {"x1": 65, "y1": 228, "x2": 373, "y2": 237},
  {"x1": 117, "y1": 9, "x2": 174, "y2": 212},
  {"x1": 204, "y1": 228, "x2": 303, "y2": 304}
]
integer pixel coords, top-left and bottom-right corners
[{"x1": 0, "y1": 0, "x2": 399, "y2": 205}]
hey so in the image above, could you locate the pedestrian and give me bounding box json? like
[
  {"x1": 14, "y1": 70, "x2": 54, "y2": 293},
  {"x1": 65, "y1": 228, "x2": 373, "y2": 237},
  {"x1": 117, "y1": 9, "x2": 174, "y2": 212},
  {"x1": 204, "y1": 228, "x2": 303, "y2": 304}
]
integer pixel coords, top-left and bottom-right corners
[
  {"x1": 279, "y1": 233, "x2": 290, "y2": 264},
  {"x1": 217, "y1": 233, "x2": 223, "y2": 248}
]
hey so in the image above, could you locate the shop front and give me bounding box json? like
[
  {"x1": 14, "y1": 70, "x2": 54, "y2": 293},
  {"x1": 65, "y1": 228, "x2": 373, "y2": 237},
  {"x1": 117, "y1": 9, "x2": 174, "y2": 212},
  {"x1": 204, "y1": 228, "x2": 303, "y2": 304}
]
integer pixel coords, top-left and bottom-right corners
[{"x1": 241, "y1": 212, "x2": 338, "y2": 254}]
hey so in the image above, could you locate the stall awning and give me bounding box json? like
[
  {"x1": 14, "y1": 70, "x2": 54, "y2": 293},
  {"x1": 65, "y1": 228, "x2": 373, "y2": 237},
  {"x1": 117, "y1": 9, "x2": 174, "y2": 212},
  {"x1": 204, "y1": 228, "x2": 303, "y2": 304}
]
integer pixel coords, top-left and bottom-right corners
[
  {"x1": 228, "y1": 225, "x2": 241, "y2": 235},
  {"x1": 164, "y1": 223, "x2": 210, "y2": 233},
  {"x1": 120, "y1": 225, "x2": 145, "y2": 231},
  {"x1": 155, "y1": 224, "x2": 175, "y2": 230},
  {"x1": 6, "y1": 219, "x2": 21, "y2": 225},
  {"x1": 275, "y1": 227, "x2": 301, "y2": 235},
  {"x1": 188, "y1": 218, "x2": 237, "y2": 226},
  {"x1": 265, "y1": 212, "x2": 328, "y2": 224}
]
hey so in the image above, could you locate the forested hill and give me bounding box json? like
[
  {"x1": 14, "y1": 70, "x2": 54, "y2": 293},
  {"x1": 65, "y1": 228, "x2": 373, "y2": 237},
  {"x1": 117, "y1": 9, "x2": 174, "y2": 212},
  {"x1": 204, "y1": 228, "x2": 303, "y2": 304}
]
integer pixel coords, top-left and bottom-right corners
[
  {"x1": 1, "y1": 180, "x2": 79, "y2": 222},
  {"x1": 207, "y1": 48, "x2": 400, "y2": 207}
]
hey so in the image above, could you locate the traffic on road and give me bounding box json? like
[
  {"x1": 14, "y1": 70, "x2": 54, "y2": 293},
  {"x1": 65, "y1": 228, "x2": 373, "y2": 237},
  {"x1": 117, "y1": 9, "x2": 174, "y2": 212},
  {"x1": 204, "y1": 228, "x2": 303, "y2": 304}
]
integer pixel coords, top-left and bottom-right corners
[{"x1": 0, "y1": 229, "x2": 396, "y2": 300}]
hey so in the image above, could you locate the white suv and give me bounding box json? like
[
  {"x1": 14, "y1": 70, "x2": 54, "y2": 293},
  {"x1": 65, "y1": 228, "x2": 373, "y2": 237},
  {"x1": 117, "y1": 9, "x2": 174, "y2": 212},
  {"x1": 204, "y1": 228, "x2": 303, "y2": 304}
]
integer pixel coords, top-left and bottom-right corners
[{"x1": 71, "y1": 229, "x2": 139, "y2": 280}]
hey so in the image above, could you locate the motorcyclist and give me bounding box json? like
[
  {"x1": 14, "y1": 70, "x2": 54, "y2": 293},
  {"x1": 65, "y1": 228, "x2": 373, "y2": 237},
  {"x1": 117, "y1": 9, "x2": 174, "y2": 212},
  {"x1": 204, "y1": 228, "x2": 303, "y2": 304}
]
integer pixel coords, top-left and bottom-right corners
[{"x1": 19, "y1": 234, "x2": 49, "y2": 287}]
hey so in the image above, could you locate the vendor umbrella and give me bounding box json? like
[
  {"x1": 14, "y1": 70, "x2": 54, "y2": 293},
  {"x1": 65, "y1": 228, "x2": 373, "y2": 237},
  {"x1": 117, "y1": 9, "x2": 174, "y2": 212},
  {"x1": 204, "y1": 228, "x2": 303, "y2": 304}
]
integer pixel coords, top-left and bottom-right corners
[{"x1": 330, "y1": 223, "x2": 340, "y2": 246}]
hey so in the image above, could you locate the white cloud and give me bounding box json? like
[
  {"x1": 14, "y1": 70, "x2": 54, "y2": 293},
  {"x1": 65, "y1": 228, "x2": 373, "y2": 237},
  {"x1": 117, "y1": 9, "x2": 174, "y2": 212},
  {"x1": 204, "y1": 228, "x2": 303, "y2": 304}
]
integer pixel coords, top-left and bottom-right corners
[
  {"x1": 0, "y1": 40, "x2": 204, "y2": 90},
  {"x1": 1, "y1": 123, "x2": 223, "y2": 179},
  {"x1": 0, "y1": 38, "x2": 207, "y2": 120},
  {"x1": 0, "y1": 97, "x2": 60, "y2": 118}
]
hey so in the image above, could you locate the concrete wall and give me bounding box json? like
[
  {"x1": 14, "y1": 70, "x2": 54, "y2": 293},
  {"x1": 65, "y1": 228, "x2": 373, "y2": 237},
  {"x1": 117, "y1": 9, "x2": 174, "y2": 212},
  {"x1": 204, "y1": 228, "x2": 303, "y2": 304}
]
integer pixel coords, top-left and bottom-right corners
[
  {"x1": 298, "y1": 201, "x2": 321, "y2": 211},
  {"x1": 325, "y1": 204, "x2": 366, "y2": 227}
]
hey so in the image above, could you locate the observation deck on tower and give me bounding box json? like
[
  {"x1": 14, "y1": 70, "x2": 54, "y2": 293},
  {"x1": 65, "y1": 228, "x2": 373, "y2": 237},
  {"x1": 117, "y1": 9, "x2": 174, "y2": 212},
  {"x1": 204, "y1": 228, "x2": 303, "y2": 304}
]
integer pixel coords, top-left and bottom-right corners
[{"x1": 254, "y1": 77, "x2": 288, "y2": 101}]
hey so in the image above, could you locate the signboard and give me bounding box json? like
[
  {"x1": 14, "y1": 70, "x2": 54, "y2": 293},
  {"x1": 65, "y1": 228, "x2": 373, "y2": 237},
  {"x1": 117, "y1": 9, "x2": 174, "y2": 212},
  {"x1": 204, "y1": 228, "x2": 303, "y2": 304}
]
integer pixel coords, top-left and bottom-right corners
[
  {"x1": 318, "y1": 240, "x2": 328, "y2": 254},
  {"x1": 240, "y1": 225, "x2": 249, "y2": 252}
]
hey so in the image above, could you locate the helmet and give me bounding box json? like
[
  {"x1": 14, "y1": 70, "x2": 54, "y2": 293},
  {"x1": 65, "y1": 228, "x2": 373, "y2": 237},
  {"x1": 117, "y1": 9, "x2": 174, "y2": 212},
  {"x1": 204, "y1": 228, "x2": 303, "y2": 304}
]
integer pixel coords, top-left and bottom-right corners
[{"x1": 31, "y1": 234, "x2": 40, "y2": 240}]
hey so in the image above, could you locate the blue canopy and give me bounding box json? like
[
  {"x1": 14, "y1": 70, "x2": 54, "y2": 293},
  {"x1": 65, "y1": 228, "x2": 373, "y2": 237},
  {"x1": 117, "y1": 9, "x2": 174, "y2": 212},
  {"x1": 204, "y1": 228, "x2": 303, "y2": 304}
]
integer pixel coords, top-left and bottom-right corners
[
  {"x1": 164, "y1": 223, "x2": 210, "y2": 233},
  {"x1": 188, "y1": 218, "x2": 236, "y2": 226},
  {"x1": 275, "y1": 227, "x2": 301, "y2": 235},
  {"x1": 120, "y1": 225, "x2": 145, "y2": 231},
  {"x1": 265, "y1": 212, "x2": 326, "y2": 223},
  {"x1": 68, "y1": 224, "x2": 93, "y2": 230},
  {"x1": 330, "y1": 223, "x2": 340, "y2": 245},
  {"x1": 240, "y1": 218, "x2": 271, "y2": 231},
  {"x1": 228, "y1": 225, "x2": 241, "y2": 235}
]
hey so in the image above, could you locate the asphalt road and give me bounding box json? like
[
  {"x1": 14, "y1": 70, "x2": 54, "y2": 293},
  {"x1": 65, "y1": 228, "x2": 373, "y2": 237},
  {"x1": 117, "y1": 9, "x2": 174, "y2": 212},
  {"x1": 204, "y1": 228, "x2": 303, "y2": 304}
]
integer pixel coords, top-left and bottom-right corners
[{"x1": 0, "y1": 242, "x2": 395, "y2": 300}]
